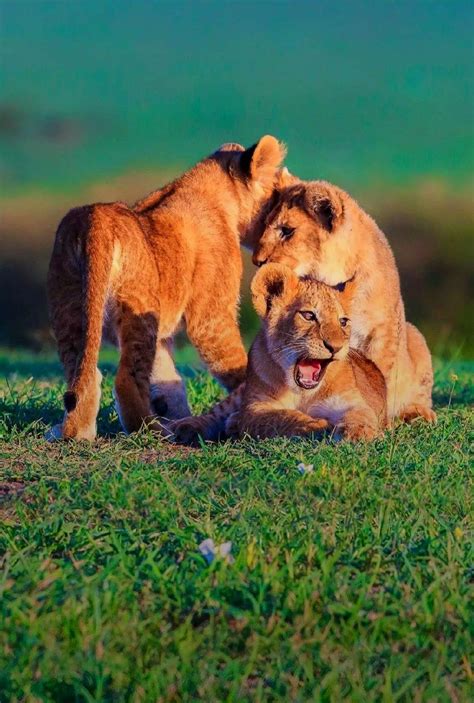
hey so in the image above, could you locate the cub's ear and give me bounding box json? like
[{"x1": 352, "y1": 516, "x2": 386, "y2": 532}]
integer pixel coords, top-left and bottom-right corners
[
  {"x1": 307, "y1": 188, "x2": 344, "y2": 232},
  {"x1": 214, "y1": 142, "x2": 245, "y2": 153},
  {"x1": 240, "y1": 135, "x2": 287, "y2": 188},
  {"x1": 333, "y1": 272, "x2": 356, "y2": 308},
  {"x1": 274, "y1": 166, "x2": 300, "y2": 190},
  {"x1": 251, "y1": 263, "x2": 299, "y2": 318}
]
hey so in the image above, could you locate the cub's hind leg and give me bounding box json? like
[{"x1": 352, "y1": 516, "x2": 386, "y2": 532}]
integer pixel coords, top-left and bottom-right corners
[
  {"x1": 399, "y1": 322, "x2": 436, "y2": 424},
  {"x1": 149, "y1": 338, "x2": 191, "y2": 420},
  {"x1": 114, "y1": 304, "x2": 162, "y2": 434}
]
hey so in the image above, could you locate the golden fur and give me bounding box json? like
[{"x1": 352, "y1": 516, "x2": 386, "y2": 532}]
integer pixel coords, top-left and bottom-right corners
[
  {"x1": 171, "y1": 264, "x2": 387, "y2": 444},
  {"x1": 252, "y1": 180, "x2": 436, "y2": 422},
  {"x1": 47, "y1": 136, "x2": 286, "y2": 440}
]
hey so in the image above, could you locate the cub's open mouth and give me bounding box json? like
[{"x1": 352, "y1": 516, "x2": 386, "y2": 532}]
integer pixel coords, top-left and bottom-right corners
[{"x1": 294, "y1": 358, "x2": 331, "y2": 389}]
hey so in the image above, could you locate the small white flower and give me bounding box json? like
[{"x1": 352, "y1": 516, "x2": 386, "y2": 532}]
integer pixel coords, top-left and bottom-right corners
[
  {"x1": 198, "y1": 538, "x2": 234, "y2": 564},
  {"x1": 218, "y1": 541, "x2": 233, "y2": 561},
  {"x1": 297, "y1": 462, "x2": 314, "y2": 475}
]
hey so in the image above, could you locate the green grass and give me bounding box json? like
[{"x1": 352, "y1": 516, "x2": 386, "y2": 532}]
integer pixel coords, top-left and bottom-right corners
[{"x1": 0, "y1": 349, "x2": 472, "y2": 702}]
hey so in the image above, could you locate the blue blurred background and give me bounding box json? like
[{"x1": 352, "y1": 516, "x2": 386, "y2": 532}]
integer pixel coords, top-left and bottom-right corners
[{"x1": 1, "y1": 0, "x2": 473, "y2": 353}]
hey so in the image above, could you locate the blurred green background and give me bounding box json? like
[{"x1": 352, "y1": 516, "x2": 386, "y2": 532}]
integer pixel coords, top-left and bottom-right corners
[{"x1": 1, "y1": 0, "x2": 473, "y2": 355}]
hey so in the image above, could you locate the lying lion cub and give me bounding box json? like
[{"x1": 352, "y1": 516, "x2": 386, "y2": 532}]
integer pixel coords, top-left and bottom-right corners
[{"x1": 172, "y1": 264, "x2": 387, "y2": 443}]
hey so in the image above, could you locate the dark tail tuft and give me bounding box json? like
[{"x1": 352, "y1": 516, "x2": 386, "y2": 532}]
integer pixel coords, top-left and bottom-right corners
[{"x1": 63, "y1": 391, "x2": 77, "y2": 412}]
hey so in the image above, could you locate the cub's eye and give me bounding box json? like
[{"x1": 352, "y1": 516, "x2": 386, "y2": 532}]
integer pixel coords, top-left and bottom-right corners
[
  {"x1": 299, "y1": 310, "x2": 317, "y2": 322},
  {"x1": 279, "y1": 225, "x2": 295, "y2": 240},
  {"x1": 340, "y1": 317, "x2": 350, "y2": 328}
]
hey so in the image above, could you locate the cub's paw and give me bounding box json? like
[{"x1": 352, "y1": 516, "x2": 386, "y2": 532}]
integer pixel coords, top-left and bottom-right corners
[
  {"x1": 225, "y1": 412, "x2": 241, "y2": 439},
  {"x1": 45, "y1": 420, "x2": 98, "y2": 442},
  {"x1": 169, "y1": 417, "x2": 208, "y2": 447},
  {"x1": 399, "y1": 405, "x2": 437, "y2": 424},
  {"x1": 306, "y1": 419, "x2": 330, "y2": 437},
  {"x1": 337, "y1": 422, "x2": 379, "y2": 442}
]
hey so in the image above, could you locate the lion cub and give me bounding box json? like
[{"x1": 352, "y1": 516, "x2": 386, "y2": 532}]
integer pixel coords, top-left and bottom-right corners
[
  {"x1": 47, "y1": 136, "x2": 286, "y2": 440},
  {"x1": 252, "y1": 180, "x2": 436, "y2": 424},
  {"x1": 172, "y1": 264, "x2": 387, "y2": 443}
]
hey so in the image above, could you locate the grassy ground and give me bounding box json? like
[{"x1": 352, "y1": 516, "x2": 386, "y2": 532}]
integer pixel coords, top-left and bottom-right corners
[{"x1": 0, "y1": 349, "x2": 472, "y2": 702}]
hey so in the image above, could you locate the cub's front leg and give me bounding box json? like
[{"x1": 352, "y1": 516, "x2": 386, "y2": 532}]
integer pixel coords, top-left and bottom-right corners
[
  {"x1": 185, "y1": 262, "x2": 248, "y2": 391},
  {"x1": 335, "y1": 408, "x2": 381, "y2": 442},
  {"x1": 239, "y1": 403, "x2": 329, "y2": 440},
  {"x1": 149, "y1": 338, "x2": 191, "y2": 420},
  {"x1": 170, "y1": 384, "x2": 244, "y2": 446}
]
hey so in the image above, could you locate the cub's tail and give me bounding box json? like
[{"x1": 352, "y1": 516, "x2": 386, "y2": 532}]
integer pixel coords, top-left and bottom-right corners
[
  {"x1": 47, "y1": 203, "x2": 122, "y2": 437},
  {"x1": 170, "y1": 383, "x2": 245, "y2": 446}
]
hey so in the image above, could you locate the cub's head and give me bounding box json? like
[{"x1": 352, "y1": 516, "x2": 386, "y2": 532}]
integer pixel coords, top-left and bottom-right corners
[
  {"x1": 251, "y1": 264, "x2": 351, "y2": 390},
  {"x1": 211, "y1": 136, "x2": 295, "y2": 246},
  {"x1": 212, "y1": 135, "x2": 288, "y2": 192},
  {"x1": 252, "y1": 181, "x2": 357, "y2": 286}
]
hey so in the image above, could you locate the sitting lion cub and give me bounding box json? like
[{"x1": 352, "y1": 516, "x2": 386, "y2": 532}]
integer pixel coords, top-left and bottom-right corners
[{"x1": 172, "y1": 264, "x2": 387, "y2": 443}]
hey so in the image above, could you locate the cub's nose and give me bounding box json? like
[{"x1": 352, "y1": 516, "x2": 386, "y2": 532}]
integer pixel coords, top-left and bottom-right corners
[
  {"x1": 323, "y1": 340, "x2": 342, "y2": 355},
  {"x1": 252, "y1": 253, "x2": 268, "y2": 267}
]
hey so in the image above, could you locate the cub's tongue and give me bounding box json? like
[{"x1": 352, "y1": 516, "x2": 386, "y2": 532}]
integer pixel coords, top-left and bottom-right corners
[{"x1": 296, "y1": 360, "x2": 322, "y2": 388}]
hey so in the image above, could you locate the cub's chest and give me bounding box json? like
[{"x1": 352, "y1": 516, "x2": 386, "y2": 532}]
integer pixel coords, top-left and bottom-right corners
[
  {"x1": 306, "y1": 393, "x2": 354, "y2": 425},
  {"x1": 296, "y1": 361, "x2": 357, "y2": 424}
]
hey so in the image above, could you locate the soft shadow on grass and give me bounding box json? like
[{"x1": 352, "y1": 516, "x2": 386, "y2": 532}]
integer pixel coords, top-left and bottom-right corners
[
  {"x1": 0, "y1": 348, "x2": 215, "y2": 437},
  {"x1": 0, "y1": 350, "x2": 472, "y2": 437},
  {"x1": 0, "y1": 376, "x2": 121, "y2": 438}
]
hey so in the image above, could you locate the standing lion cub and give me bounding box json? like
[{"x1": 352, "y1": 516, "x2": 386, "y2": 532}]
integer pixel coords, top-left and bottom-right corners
[
  {"x1": 47, "y1": 136, "x2": 286, "y2": 440},
  {"x1": 171, "y1": 264, "x2": 387, "y2": 444}
]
